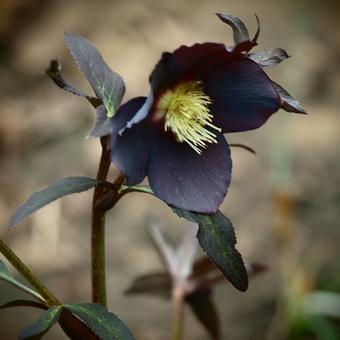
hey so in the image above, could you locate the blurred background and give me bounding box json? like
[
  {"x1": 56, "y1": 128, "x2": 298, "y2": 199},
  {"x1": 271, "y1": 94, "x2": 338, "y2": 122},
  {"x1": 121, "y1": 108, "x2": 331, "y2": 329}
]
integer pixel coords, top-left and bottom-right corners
[{"x1": 0, "y1": 0, "x2": 340, "y2": 339}]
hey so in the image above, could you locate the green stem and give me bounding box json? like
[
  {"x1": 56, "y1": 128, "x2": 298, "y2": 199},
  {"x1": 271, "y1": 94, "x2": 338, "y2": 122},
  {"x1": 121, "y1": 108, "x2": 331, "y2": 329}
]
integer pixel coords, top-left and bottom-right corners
[
  {"x1": 171, "y1": 285, "x2": 185, "y2": 340},
  {"x1": 91, "y1": 136, "x2": 125, "y2": 305},
  {"x1": 0, "y1": 237, "x2": 60, "y2": 306}
]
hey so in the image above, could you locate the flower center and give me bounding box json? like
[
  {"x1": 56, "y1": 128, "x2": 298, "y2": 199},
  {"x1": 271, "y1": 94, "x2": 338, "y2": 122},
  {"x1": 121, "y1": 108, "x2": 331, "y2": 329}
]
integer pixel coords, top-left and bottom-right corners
[{"x1": 156, "y1": 81, "x2": 221, "y2": 154}]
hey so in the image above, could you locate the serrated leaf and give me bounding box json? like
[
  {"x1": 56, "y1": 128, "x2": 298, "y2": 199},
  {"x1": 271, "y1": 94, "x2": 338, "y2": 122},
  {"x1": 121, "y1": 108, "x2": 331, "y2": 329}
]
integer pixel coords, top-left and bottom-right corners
[
  {"x1": 216, "y1": 13, "x2": 250, "y2": 44},
  {"x1": 0, "y1": 260, "x2": 44, "y2": 302},
  {"x1": 64, "y1": 32, "x2": 125, "y2": 118},
  {"x1": 187, "y1": 291, "x2": 220, "y2": 340},
  {"x1": 64, "y1": 303, "x2": 135, "y2": 340},
  {"x1": 45, "y1": 59, "x2": 101, "y2": 108},
  {"x1": 248, "y1": 48, "x2": 290, "y2": 67},
  {"x1": 125, "y1": 272, "x2": 172, "y2": 298},
  {"x1": 171, "y1": 209, "x2": 248, "y2": 292},
  {"x1": 9, "y1": 177, "x2": 107, "y2": 227},
  {"x1": 0, "y1": 299, "x2": 47, "y2": 310},
  {"x1": 19, "y1": 305, "x2": 62, "y2": 340},
  {"x1": 273, "y1": 82, "x2": 306, "y2": 114},
  {"x1": 196, "y1": 213, "x2": 248, "y2": 292}
]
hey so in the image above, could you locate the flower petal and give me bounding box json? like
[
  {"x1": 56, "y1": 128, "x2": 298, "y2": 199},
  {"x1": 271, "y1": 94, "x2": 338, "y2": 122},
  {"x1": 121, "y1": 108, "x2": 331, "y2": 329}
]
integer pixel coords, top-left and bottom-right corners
[
  {"x1": 111, "y1": 97, "x2": 157, "y2": 185},
  {"x1": 204, "y1": 57, "x2": 280, "y2": 132},
  {"x1": 111, "y1": 97, "x2": 147, "y2": 136},
  {"x1": 150, "y1": 43, "x2": 230, "y2": 93},
  {"x1": 147, "y1": 133, "x2": 232, "y2": 213},
  {"x1": 169, "y1": 43, "x2": 228, "y2": 80}
]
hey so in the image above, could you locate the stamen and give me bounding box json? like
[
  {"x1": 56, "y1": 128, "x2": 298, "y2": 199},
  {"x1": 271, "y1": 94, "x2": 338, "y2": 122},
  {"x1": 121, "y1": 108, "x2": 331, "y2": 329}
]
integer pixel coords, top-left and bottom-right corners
[{"x1": 156, "y1": 81, "x2": 221, "y2": 154}]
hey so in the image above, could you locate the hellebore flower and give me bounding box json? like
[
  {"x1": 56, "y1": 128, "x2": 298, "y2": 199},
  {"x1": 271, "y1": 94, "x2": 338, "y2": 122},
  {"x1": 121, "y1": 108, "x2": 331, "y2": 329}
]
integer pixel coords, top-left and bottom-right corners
[
  {"x1": 111, "y1": 48, "x2": 272, "y2": 213},
  {"x1": 56, "y1": 13, "x2": 304, "y2": 214},
  {"x1": 109, "y1": 14, "x2": 305, "y2": 214}
]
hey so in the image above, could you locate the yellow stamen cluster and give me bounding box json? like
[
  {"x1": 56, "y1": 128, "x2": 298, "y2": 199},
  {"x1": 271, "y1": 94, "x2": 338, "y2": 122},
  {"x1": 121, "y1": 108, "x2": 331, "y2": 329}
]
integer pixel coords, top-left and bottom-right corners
[{"x1": 156, "y1": 81, "x2": 221, "y2": 154}]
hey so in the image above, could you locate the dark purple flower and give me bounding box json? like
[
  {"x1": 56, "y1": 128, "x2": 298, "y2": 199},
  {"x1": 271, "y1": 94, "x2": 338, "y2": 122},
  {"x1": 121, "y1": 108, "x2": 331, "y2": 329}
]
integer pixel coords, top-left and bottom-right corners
[{"x1": 110, "y1": 13, "x2": 304, "y2": 213}]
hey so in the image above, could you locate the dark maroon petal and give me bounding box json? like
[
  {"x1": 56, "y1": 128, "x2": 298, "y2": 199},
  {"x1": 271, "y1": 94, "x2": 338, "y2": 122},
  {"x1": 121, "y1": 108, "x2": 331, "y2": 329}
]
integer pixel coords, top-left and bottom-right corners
[
  {"x1": 147, "y1": 134, "x2": 231, "y2": 213},
  {"x1": 205, "y1": 57, "x2": 280, "y2": 132},
  {"x1": 90, "y1": 97, "x2": 149, "y2": 138},
  {"x1": 149, "y1": 52, "x2": 173, "y2": 94},
  {"x1": 150, "y1": 43, "x2": 231, "y2": 94},
  {"x1": 111, "y1": 97, "x2": 157, "y2": 185},
  {"x1": 169, "y1": 43, "x2": 228, "y2": 80},
  {"x1": 111, "y1": 97, "x2": 147, "y2": 136}
]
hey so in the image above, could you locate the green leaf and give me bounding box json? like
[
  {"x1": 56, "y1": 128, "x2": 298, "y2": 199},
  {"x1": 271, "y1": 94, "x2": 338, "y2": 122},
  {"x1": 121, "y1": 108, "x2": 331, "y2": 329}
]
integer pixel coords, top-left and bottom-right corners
[
  {"x1": 19, "y1": 305, "x2": 62, "y2": 340},
  {"x1": 0, "y1": 299, "x2": 47, "y2": 310},
  {"x1": 9, "y1": 176, "x2": 106, "y2": 227},
  {"x1": 172, "y1": 209, "x2": 248, "y2": 292},
  {"x1": 302, "y1": 291, "x2": 340, "y2": 318},
  {"x1": 306, "y1": 315, "x2": 340, "y2": 340},
  {"x1": 64, "y1": 303, "x2": 135, "y2": 340},
  {"x1": 65, "y1": 32, "x2": 125, "y2": 118},
  {"x1": 0, "y1": 260, "x2": 44, "y2": 302}
]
